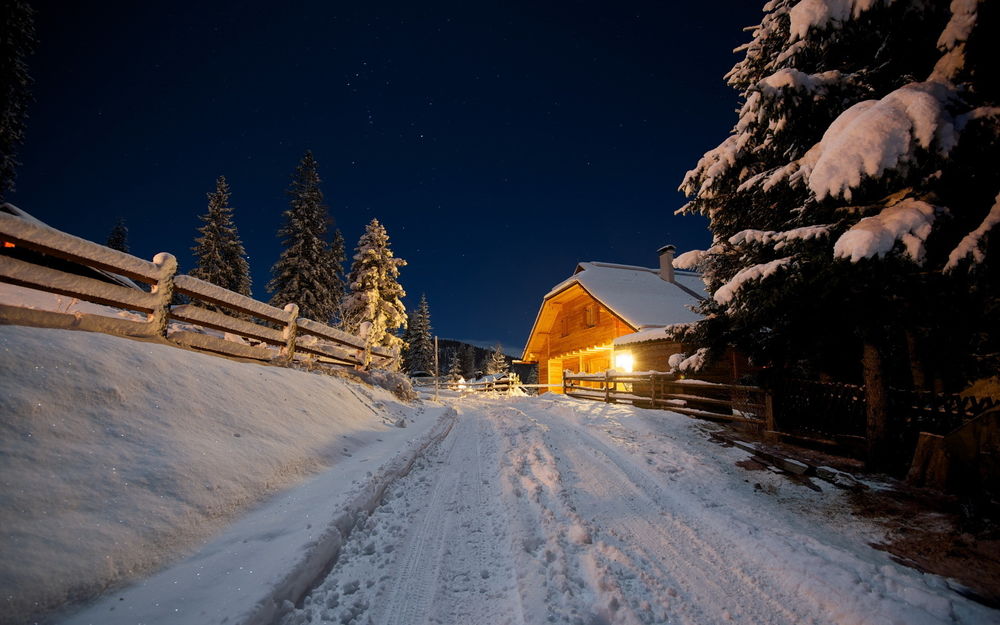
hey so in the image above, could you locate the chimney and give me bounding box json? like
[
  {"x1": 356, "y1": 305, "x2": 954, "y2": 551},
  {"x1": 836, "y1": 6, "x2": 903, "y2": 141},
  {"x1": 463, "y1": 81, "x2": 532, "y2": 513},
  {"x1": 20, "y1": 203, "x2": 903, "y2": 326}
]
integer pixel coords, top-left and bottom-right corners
[{"x1": 657, "y1": 244, "x2": 676, "y2": 282}]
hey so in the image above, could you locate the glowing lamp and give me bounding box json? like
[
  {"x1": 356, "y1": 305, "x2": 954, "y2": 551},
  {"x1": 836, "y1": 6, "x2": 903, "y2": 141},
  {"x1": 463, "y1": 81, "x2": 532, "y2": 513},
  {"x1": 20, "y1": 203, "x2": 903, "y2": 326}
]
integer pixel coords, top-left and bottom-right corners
[{"x1": 614, "y1": 352, "x2": 634, "y2": 373}]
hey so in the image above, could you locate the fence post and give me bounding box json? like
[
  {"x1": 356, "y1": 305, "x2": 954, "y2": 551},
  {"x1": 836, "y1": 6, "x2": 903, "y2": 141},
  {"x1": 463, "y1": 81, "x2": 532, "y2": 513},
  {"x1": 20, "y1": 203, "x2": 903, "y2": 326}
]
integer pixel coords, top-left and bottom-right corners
[
  {"x1": 147, "y1": 252, "x2": 177, "y2": 337},
  {"x1": 605, "y1": 370, "x2": 611, "y2": 403},
  {"x1": 563, "y1": 369, "x2": 569, "y2": 395},
  {"x1": 650, "y1": 374, "x2": 657, "y2": 407},
  {"x1": 764, "y1": 391, "x2": 777, "y2": 441},
  {"x1": 280, "y1": 303, "x2": 299, "y2": 362}
]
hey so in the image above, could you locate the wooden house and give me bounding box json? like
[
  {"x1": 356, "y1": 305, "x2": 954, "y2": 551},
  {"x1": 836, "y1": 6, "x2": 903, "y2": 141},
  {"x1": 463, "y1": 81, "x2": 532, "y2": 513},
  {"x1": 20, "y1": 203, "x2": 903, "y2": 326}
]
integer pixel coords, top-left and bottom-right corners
[{"x1": 520, "y1": 246, "x2": 710, "y2": 393}]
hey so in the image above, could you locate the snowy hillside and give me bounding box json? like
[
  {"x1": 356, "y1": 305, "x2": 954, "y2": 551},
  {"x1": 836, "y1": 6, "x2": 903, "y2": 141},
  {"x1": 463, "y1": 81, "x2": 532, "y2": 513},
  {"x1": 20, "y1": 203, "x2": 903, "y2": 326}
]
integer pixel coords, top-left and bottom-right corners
[{"x1": 0, "y1": 324, "x2": 437, "y2": 624}]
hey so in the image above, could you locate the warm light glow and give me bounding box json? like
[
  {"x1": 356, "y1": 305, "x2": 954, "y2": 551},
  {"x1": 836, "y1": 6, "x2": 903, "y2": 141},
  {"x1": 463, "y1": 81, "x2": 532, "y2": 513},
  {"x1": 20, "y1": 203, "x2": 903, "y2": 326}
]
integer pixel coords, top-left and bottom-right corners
[
  {"x1": 614, "y1": 352, "x2": 634, "y2": 373},
  {"x1": 2, "y1": 241, "x2": 14, "y2": 248}
]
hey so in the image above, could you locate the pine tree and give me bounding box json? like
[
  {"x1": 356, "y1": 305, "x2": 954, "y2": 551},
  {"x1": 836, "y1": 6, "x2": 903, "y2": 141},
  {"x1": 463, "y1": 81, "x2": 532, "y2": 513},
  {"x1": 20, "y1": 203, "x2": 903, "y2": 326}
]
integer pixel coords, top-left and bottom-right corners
[
  {"x1": 461, "y1": 343, "x2": 478, "y2": 379},
  {"x1": 106, "y1": 218, "x2": 129, "y2": 253},
  {"x1": 268, "y1": 151, "x2": 343, "y2": 322},
  {"x1": 330, "y1": 228, "x2": 346, "y2": 324},
  {"x1": 191, "y1": 176, "x2": 251, "y2": 300},
  {"x1": 0, "y1": 0, "x2": 35, "y2": 202},
  {"x1": 485, "y1": 343, "x2": 509, "y2": 376},
  {"x1": 402, "y1": 294, "x2": 434, "y2": 374},
  {"x1": 447, "y1": 348, "x2": 463, "y2": 381},
  {"x1": 678, "y1": 1, "x2": 999, "y2": 467},
  {"x1": 342, "y1": 218, "x2": 408, "y2": 359}
]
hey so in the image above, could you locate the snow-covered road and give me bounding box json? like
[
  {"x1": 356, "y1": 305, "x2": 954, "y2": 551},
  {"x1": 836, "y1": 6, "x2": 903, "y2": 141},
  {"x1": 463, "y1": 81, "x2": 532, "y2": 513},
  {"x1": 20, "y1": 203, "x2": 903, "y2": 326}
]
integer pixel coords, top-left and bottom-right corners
[{"x1": 282, "y1": 394, "x2": 997, "y2": 625}]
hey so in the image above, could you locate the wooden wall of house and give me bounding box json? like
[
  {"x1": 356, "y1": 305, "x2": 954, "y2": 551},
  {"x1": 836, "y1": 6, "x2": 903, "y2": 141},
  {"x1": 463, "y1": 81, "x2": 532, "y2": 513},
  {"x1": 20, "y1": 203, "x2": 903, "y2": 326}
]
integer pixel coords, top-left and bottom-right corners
[
  {"x1": 616, "y1": 340, "x2": 750, "y2": 383},
  {"x1": 626, "y1": 340, "x2": 685, "y2": 373},
  {"x1": 534, "y1": 285, "x2": 634, "y2": 394},
  {"x1": 546, "y1": 288, "x2": 630, "y2": 357}
]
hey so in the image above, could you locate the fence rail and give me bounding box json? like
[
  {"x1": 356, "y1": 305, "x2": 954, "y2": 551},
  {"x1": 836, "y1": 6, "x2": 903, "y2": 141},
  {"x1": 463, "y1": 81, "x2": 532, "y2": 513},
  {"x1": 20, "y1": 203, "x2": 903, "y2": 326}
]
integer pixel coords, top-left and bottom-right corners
[
  {"x1": 0, "y1": 210, "x2": 395, "y2": 371},
  {"x1": 563, "y1": 370, "x2": 773, "y2": 429}
]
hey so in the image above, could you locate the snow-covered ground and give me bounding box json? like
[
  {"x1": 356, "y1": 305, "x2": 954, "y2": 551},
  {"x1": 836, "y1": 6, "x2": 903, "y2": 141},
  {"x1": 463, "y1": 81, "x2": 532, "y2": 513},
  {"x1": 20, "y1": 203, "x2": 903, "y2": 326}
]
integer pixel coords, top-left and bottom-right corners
[
  {"x1": 0, "y1": 324, "x2": 445, "y2": 625},
  {"x1": 280, "y1": 394, "x2": 997, "y2": 625},
  {"x1": 3, "y1": 319, "x2": 997, "y2": 625}
]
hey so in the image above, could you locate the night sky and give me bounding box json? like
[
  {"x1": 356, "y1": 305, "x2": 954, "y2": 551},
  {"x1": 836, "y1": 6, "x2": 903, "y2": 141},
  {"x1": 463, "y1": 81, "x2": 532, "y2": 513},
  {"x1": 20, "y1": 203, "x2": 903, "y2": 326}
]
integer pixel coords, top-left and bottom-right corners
[{"x1": 11, "y1": 0, "x2": 761, "y2": 353}]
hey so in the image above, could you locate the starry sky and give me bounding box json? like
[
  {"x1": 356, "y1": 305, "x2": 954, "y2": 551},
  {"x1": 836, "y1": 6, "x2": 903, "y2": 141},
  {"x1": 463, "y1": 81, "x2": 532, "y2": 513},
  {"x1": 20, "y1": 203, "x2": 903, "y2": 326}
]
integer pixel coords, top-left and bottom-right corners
[{"x1": 11, "y1": 0, "x2": 762, "y2": 354}]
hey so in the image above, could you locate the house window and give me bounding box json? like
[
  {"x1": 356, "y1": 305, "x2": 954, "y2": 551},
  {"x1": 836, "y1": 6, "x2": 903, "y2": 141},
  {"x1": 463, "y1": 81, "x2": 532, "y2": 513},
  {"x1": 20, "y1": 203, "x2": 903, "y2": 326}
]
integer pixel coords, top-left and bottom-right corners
[
  {"x1": 560, "y1": 317, "x2": 569, "y2": 337},
  {"x1": 584, "y1": 305, "x2": 596, "y2": 328}
]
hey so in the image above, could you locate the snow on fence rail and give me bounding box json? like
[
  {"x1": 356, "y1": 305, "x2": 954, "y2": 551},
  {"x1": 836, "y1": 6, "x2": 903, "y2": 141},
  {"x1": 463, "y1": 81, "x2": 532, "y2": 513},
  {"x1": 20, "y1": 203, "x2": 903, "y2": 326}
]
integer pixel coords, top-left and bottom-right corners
[
  {"x1": 0, "y1": 211, "x2": 395, "y2": 370},
  {"x1": 563, "y1": 369, "x2": 774, "y2": 430}
]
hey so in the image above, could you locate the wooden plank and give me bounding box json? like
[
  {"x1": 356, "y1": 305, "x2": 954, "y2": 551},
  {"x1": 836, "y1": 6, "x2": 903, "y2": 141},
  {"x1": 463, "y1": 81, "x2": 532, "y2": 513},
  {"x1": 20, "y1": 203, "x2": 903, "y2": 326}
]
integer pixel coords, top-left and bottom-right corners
[
  {"x1": 173, "y1": 274, "x2": 288, "y2": 323},
  {"x1": 0, "y1": 212, "x2": 161, "y2": 282},
  {"x1": 170, "y1": 330, "x2": 274, "y2": 361},
  {"x1": 294, "y1": 316, "x2": 394, "y2": 355},
  {"x1": 0, "y1": 302, "x2": 154, "y2": 337},
  {"x1": 659, "y1": 393, "x2": 738, "y2": 408},
  {"x1": 0, "y1": 254, "x2": 159, "y2": 312},
  {"x1": 170, "y1": 304, "x2": 284, "y2": 344},
  {"x1": 295, "y1": 336, "x2": 364, "y2": 365}
]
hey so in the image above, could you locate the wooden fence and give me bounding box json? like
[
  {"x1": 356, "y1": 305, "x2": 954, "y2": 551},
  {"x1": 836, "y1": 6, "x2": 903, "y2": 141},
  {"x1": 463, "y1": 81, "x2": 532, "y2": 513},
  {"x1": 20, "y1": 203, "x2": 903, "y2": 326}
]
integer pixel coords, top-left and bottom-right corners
[
  {"x1": 774, "y1": 378, "x2": 1000, "y2": 464},
  {"x1": 563, "y1": 370, "x2": 773, "y2": 430},
  {"x1": 0, "y1": 210, "x2": 395, "y2": 370}
]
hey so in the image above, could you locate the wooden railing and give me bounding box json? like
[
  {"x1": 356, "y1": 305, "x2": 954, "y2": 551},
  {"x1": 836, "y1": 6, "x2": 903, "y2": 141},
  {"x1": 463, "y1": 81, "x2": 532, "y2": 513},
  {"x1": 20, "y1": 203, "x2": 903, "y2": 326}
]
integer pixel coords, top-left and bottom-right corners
[
  {"x1": 0, "y1": 210, "x2": 396, "y2": 370},
  {"x1": 563, "y1": 370, "x2": 773, "y2": 429}
]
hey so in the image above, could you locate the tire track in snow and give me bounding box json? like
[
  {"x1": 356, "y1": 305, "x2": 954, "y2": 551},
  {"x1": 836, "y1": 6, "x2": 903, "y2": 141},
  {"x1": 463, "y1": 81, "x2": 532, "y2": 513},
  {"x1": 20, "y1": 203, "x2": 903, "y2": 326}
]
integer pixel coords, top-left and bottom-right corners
[
  {"x1": 282, "y1": 406, "x2": 526, "y2": 625},
  {"x1": 551, "y1": 420, "x2": 806, "y2": 625},
  {"x1": 379, "y1": 421, "x2": 464, "y2": 625}
]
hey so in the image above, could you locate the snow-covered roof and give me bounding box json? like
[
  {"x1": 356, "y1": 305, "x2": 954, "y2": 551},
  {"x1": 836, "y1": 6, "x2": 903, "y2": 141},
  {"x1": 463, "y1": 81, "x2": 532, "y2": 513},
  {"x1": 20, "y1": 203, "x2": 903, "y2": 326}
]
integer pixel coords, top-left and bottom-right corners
[{"x1": 547, "y1": 261, "x2": 706, "y2": 329}]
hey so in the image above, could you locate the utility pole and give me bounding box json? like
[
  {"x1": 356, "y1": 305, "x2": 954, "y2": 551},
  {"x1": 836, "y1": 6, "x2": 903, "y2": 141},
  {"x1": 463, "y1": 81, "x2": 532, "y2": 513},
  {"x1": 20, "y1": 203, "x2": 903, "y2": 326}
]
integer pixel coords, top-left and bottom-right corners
[{"x1": 434, "y1": 335, "x2": 439, "y2": 401}]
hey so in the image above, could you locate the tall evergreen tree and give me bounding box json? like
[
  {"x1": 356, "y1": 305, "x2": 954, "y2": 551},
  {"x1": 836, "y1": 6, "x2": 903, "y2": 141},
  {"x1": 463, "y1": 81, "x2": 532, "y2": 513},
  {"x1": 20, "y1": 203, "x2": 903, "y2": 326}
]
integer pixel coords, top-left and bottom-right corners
[
  {"x1": 402, "y1": 294, "x2": 434, "y2": 374},
  {"x1": 268, "y1": 151, "x2": 342, "y2": 322},
  {"x1": 447, "y1": 348, "x2": 463, "y2": 381},
  {"x1": 678, "y1": 1, "x2": 999, "y2": 467},
  {"x1": 330, "y1": 228, "x2": 346, "y2": 324},
  {"x1": 0, "y1": 0, "x2": 35, "y2": 202},
  {"x1": 191, "y1": 176, "x2": 251, "y2": 298},
  {"x1": 106, "y1": 218, "x2": 129, "y2": 253},
  {"x1": 485, "y1": 343, "x2": 509, "y2": 375},
  {"x1": 342, "y1": 218, "x2": 408, "y2": 357},
  {"x1": 461, "y1": 343, "x2": 478, "y2": 379}
]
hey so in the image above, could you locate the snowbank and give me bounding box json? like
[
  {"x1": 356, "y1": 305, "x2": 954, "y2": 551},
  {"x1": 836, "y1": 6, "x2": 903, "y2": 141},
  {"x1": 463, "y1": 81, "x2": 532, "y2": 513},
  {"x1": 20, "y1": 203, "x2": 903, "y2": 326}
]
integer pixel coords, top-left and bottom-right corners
[{"x1": 0, "y1": 324, "x2": 425, "y2": 624}]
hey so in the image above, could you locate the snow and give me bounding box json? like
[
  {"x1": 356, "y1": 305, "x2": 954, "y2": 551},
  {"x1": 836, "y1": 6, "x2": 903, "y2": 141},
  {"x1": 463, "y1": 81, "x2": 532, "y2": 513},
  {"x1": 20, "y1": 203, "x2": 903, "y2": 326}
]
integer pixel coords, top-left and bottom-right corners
[
  {"x1": 730, "y1": 225, "x2": 832, "y2": 250},
  {"x1": 4, "y1": 326, "x2": 997, "y2": 624},
  {"x1": 759, "y1": 68, "x2": 843, "y2": 93},
  {"x1": 945, "y1": 191, "x2": 1000, "y2": 271},
  {"x1": 789, "y1": 82, "x2": 957, "y2": 201},
  {"x1": 676, "y1": 347, "x2": 710, "y2": 372},
  {"x1": 932, "y1": 0, "x2": 978, "y2": 81},
  {"x1": 796, "y1": 82, "x2": 957, "y2": 201},
  {"x1": 833, "y1": 198, "x2": 940, "y2": 263},
  {"x1": 788, "y1": 0, "x2": 881, "y2": 42},
  {"x1": 545, "y1": 262, "x2": 705, "y2": 329},
  {"x1": 0, "y1": 324, "x2": 436, "y2": 623},
  {"x1": 278, "y1": 394, "x2": 997, "y2": 625},
  {"x1": 673, "y1": 249, "x2": 707, "y2": 271},
  {"x1": 714, "y1": 257, "x2": 793, "y2": 305}
]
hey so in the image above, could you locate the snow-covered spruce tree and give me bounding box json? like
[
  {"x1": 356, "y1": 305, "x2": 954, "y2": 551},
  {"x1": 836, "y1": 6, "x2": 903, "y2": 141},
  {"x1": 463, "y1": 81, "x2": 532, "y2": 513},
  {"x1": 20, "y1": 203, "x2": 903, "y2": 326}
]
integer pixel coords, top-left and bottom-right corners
[
  {"x1": 678, "y1": 1, "x2": 999, "y2": 467},
  {"x1": 268, "y1": 151, "x2": 343, "y2": 323},
  {"x1": 485, "y1": 344, "x2": 509, "y2": 376},
  {"x1": 105, "y1": 218, "x2": 129, "y2": 253},
  {"x1": 0, "y1": 0, "x2": 35, "y2": 202},
  {"x1": 342, "y1": 218, "x2": 408, "y2": 362},
  {"x1": 191, "y1": 176, "x2": 251, "y2": 302},
  {"x1": 447, "y1": 349, "x2": 463, "y2": 381},
  {"x1": 402, "y1": 294, "x2": 434, "y2": 374}
]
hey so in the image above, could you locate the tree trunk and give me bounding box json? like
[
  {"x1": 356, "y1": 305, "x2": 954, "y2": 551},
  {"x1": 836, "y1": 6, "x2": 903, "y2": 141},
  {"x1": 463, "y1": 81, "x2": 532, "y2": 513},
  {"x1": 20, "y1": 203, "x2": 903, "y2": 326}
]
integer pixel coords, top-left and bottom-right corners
[
  {"x1": 905, "y1": 330, "x2": 926, "y2": 390},
  {"x1": 863, "y1": 340, "x2": 891, "y2": 470}
]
